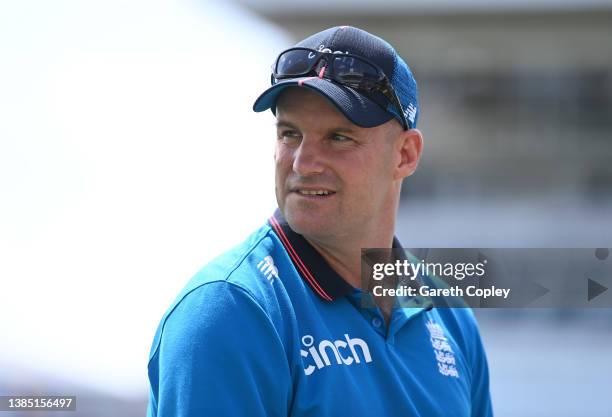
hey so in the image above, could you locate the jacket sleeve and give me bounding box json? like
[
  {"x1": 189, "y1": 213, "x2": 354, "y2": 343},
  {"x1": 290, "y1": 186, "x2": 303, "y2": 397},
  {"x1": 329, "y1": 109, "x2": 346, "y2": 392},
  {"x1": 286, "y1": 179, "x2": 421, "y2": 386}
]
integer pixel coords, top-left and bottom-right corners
[{"x1": 147, "y1": 280, "x2": 292, "y2": 417}]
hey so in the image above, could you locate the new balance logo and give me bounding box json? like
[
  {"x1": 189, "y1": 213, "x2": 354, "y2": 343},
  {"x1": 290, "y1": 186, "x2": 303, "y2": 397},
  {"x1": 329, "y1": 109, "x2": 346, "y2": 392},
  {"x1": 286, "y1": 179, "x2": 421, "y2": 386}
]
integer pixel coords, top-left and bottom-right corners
[
  {"x1": 300, "y1": 334, "x2": 373, "y2": 376},
  {"x1": 404, "y1": 103, "x2": 417, "y2": 124},
  {"x1": 257, "y1": 256, "x2": 279, "y2": 281}
]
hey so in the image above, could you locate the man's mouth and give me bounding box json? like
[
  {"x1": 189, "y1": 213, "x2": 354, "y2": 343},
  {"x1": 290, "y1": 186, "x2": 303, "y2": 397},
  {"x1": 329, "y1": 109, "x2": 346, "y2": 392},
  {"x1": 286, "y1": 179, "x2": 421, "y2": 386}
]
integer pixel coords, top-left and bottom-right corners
[
  {"x1": 290, "y1": 188, "x2": 337, "y2": 197},
  {"x1": 297, "y1": 190, "x2": 334, "y2": 196}
]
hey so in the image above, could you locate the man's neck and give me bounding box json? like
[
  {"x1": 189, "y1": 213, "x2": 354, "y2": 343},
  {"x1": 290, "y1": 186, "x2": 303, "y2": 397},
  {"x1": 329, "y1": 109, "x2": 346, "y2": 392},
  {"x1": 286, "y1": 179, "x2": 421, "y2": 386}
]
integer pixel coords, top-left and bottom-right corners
[{"x1": 304, "y1": 232, "x2": 394, "y2": 289}]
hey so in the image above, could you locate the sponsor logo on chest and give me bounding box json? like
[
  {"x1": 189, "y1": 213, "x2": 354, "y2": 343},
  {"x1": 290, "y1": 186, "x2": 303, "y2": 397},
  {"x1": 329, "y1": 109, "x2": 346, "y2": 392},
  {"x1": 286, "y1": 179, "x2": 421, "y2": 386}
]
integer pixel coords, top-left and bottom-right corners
[{"x1": 300, "y1": 334, "x2": 373, "y2": 376}]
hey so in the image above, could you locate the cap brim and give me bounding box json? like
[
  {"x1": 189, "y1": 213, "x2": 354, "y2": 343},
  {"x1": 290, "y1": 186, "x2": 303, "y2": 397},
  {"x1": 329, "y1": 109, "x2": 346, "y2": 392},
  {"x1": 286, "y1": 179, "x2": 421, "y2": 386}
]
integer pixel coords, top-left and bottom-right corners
[{"x1": 252, "y1": 77, "x2": 394, "y2": 128}]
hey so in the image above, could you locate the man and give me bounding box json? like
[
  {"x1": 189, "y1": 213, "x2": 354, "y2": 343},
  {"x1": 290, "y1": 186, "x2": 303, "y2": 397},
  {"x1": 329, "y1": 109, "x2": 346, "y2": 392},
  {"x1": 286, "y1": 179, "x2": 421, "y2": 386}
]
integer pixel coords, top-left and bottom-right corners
[{"x1": 147, "y1": 26, "x2": 493, "y2": 416}]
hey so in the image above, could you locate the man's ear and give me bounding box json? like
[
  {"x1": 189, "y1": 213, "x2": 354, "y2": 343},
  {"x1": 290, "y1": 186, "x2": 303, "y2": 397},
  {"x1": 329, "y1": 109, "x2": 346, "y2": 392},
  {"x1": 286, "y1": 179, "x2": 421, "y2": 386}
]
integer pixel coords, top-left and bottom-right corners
[{"x1": 394, "y1": 128, "x2": 423, "y2": 180}]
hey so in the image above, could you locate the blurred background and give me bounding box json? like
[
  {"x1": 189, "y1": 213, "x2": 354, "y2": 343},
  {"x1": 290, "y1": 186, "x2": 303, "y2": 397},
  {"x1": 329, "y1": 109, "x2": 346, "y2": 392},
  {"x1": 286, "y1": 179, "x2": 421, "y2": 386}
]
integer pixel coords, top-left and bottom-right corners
[{"x1": 1, "y1": 0, "x2": 610, "y2": 416}]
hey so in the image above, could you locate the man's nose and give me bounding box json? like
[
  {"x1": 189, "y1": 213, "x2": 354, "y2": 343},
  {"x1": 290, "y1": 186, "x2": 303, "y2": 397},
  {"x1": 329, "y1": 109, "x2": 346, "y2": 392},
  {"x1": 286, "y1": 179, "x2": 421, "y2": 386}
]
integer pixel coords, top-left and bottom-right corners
[{"x1": 292, "y1": 136, "x2": 325, "y2": 176}]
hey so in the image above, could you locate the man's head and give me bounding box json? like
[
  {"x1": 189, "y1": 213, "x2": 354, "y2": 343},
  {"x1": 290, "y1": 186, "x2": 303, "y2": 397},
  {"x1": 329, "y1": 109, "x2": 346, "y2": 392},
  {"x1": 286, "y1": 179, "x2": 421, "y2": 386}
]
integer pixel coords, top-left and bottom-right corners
[
  {"x1": 253, "y1": 26, "x2": 423, "y2": 243},
  {"x1": 272, "y1": 87, "x2": 422, "y2": 242}
]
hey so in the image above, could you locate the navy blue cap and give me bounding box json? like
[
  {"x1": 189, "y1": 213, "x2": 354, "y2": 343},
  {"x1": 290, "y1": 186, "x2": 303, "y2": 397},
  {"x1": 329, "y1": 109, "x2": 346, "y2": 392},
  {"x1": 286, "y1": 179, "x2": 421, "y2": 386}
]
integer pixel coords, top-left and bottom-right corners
[{"x1": 252, "y1": 26, "x2": 419, "y2": 129}]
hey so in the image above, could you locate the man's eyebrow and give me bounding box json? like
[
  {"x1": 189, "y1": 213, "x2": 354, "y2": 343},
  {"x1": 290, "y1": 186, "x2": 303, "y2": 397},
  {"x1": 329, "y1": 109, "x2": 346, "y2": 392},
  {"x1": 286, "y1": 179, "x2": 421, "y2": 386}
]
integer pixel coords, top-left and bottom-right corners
[
  {"x1": 275, "y1": 120, "x2": 297, "y2": 130},
  {"x1": 332, "y1": 126, "x2": 358, "y2": 134}
]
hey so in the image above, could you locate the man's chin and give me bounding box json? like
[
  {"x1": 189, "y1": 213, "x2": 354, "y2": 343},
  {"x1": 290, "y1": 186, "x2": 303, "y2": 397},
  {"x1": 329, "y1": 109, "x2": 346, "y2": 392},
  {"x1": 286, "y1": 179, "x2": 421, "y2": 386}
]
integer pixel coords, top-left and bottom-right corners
[{"x1": 283, "y1": 207, "x2": 333, "y2": 238}]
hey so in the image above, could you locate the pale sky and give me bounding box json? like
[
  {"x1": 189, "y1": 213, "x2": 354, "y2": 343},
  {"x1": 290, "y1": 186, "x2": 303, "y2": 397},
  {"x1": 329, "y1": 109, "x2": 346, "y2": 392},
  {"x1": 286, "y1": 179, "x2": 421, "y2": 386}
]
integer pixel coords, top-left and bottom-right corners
[{"x1": 0, "y1": 0, "x2": 286, "y2": 398}]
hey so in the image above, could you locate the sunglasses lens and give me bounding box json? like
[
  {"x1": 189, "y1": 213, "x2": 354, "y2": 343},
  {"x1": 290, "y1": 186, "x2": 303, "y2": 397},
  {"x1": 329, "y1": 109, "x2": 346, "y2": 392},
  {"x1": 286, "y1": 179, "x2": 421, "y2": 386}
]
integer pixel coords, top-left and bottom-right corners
[
  {"x1": 276, "y1": 49, "x2": 318, "y2": 76},
  {"x1": 332, "y1": 56, "x2": 380, "y2": 85}
]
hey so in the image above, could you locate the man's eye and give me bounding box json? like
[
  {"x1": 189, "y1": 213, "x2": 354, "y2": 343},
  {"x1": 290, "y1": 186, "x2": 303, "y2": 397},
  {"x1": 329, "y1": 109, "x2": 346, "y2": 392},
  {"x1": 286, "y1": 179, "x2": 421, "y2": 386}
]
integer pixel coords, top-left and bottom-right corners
[
  {"x1": 331, "y1": 134, "x2": 352, "y2": 142},
  {"x1": 278, "y1": 130, "x2": 301, "y2": 142}
]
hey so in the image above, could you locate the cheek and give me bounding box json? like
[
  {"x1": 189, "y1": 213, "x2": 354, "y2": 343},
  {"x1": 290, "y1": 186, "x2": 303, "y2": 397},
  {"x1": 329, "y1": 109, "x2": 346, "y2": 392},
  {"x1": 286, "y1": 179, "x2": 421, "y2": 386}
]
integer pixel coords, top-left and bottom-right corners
[
  {"x1": 354, "y1": 154, "x2": 395, "y2": 197},
  {"x1": 275, "y1": 147, "x2": 287, "y2": 166},
  {"x1": 274, "y1": 146, "x2": 292, "y2": 183}
]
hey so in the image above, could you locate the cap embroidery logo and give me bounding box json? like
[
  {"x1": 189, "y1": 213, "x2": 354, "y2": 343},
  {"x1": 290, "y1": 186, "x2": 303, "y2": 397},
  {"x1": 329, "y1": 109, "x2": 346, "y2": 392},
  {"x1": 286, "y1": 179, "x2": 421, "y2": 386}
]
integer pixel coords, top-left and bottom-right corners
[
  {"x1": 404, "y1": 103, "x2": 417, "y2": 125},
  {"x1": 308, "y1": 44, "x2": 350, "y2": 59}
]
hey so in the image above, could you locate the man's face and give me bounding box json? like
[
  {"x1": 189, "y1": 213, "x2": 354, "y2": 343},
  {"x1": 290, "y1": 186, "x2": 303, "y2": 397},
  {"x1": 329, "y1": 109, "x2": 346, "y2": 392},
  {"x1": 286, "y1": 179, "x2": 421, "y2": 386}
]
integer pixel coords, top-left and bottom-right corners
[{"x1": 274, "y1": 87, "x2": 405, "y2": 242}]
